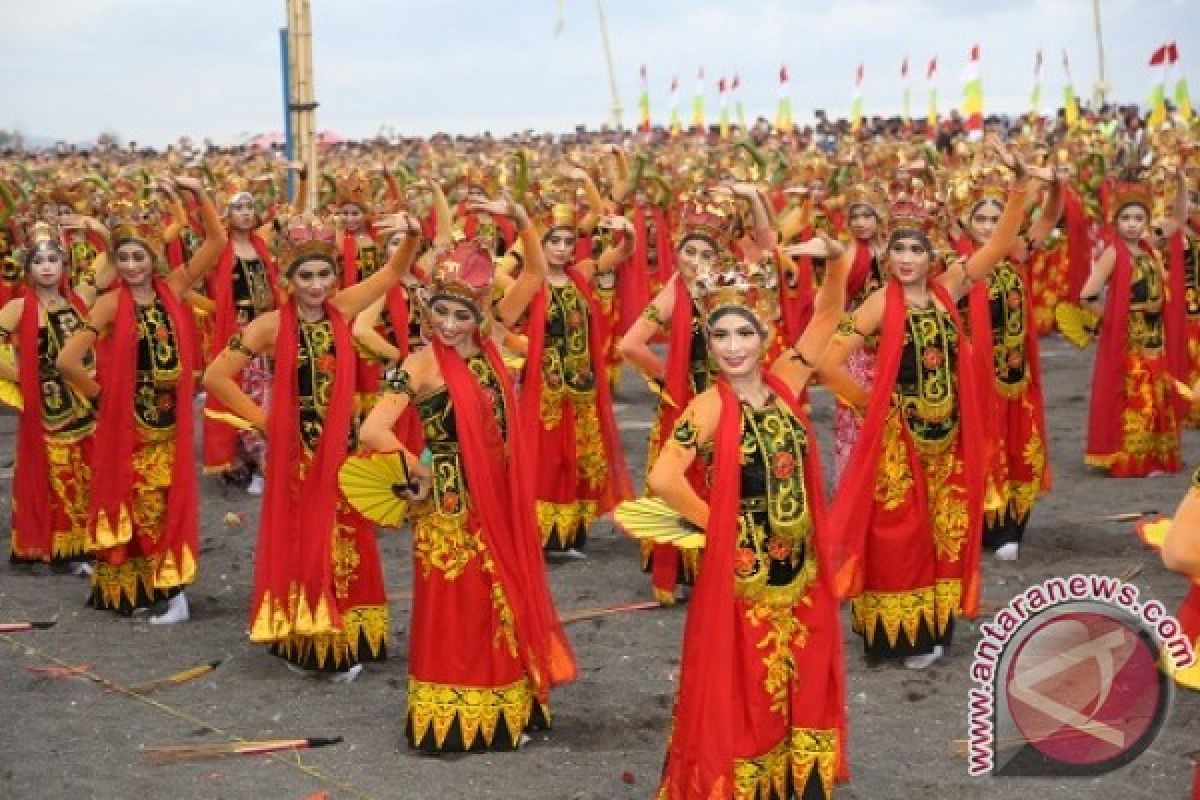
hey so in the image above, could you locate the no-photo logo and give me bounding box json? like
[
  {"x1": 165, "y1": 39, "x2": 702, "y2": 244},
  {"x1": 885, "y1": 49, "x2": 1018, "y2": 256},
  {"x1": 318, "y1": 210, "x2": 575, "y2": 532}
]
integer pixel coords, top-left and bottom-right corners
[{"x1": 967, "y1": 576, "x2": 1194, "y2": 778}]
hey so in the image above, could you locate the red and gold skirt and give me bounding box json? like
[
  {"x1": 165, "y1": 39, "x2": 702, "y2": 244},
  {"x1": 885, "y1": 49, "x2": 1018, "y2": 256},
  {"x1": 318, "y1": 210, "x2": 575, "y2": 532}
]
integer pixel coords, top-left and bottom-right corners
[
  {"x1": 406, "y1": 494, "x2": 548, "y2": 752},
  {"x1": 533, "y1": 388, "x2": 613, "y2": 551},
  {"x1": 1085, "y1": 347, "x2": 1181, "y2": 477},
  {"x1": 10, "y1": 432, "x2": 93, "y2": 564},
  {"x1": 850, "y1": 414, "x2": 969, "y2": 659}
]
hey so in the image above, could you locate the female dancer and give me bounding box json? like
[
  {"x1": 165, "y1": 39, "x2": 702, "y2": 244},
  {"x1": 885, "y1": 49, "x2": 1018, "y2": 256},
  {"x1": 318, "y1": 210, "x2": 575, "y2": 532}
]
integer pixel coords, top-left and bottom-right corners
[
  {"x1": 493, "y1": 190, "x2": 634, "y2": 553},
  {"x1": 202, "y1": 188, "x2": 279, "y2": 492},
  {"x1": 953, "y1": 165, "x2": 1063, "y2": 560},
  {"x1": 619, "y1": 187, "x2": 765, "y2": 602},
  {"x1": 202, "y1": 213, "x2": 420, "y2": 679},
  {"x1": 360, "y1": 206, "x2": 576, "y2": 752},
  {"x1": 646, "y1": 235, "x2": 849, "y2": 800},
  {"x1": 819, "y1": 156, "x2": 1038, "y2": 669},
  {"x1": 0, "y1": 222, "x2": 106, "y2": 567},
  {"x1": 57, "y1": 175, "x2": 227, "y2": 624},
  {"x1": 1079, "y1": 171, "x2": 1188, "y2": 477}
]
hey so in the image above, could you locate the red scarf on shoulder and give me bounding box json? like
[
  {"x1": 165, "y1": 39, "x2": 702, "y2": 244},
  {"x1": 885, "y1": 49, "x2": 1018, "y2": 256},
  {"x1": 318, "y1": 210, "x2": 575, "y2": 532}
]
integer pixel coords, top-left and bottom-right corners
[
  {"x1": 433, "y1": 337, "x2": 577, "y2": 696},
  {"x1": 1061, "y1": 186, "x2": 1093, "y2": 303},
  {"x1": 14, "y1": 288, "x2": 88, "y2": 556},
  {"x1": 662, "y1": 376, "x2": 846, "y2": 799},
  {"x1": 829, "y1": 280, "x2": 986, "y2": 618},
  {"x1": 89, "y1": 278, "x2": 198, "y2": 583},
  {"x1": 250, "y1": 299, "x2": 356, "y2": 640},
  {"x1": 519, "y1": 266, "x2": 633, "y2": 508},
  {"x1": 203, "y1": 234, "x2": 278, "y2": 470}
]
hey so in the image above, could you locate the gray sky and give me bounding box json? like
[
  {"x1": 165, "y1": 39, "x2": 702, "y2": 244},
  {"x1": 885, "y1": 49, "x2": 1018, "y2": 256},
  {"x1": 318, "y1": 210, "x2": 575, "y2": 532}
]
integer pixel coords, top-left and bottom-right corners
[{"x1": 3, "y1": 0, "x2": 1197, "y2": 146}]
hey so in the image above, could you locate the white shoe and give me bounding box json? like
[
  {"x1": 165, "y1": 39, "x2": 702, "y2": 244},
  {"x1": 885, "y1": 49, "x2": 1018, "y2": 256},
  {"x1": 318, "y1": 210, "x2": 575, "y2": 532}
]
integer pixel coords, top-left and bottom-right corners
[
  {"x1": 70, "y1": 561, "x2": 93, "y2": 577},
  {"x1": 150, "y1": 592, "x2": 190, "y2": 625},
  {"x1": 329, "y1": 664, "x2": 363, "y2": 684},
  {"x1": 246, "y1": 474, "x2": 265, "y2": 496},
  {"x1": 904, "y1": 645, "x2": 944, "y2": 670},
  {"x1": 560, "y1": 548, "x2": 587, "y2": 560},
  {"x1": 994, "y1": 542, "x2": 1020, "y2": 561}
]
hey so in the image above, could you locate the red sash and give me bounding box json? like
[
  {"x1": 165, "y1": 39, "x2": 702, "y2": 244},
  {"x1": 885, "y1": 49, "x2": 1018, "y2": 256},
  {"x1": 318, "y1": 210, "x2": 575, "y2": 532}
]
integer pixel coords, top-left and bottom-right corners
[
  {"x1": 829, "y1": 280, "x2": 986, "y2": 617},
  {"x1": 250, "y1": 299, "x2": 356, "y2": 638},
  {"x1": 13, "y1": 289, "x2": 89, "y2": 556},
  {"x1": 662, "y1": 376, "x2": 846, "y2": 798},
  {"x1": 519, "y1": 267, "x2": 633, "y2": 507},
  {"x1": 432, "y1": 337, "x2": 578, "y2": 696},
  {"x1": 89, "y1": 278, "x2": 199, "y2": 583}
]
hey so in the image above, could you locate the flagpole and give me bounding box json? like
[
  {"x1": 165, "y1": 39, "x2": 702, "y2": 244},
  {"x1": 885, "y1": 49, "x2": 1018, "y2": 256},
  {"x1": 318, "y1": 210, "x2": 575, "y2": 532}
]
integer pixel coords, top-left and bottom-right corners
[
  {"x1": 594, "y1": 0, "x2": 624, "y2": 129},
  {"x1": 1091, "y1": 0, "x2": 1109, "y2": 107}
]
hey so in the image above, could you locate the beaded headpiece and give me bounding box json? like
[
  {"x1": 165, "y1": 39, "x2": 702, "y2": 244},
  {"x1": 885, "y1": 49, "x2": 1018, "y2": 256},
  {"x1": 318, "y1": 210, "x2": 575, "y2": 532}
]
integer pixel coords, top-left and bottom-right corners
[
  {"x1": 673, "y1": 188, "x2": 739, "y2": 251},
  {"x1": 841, "y1": 181, "x2": 889, "y2": 219},
  {"x1": 424, "y1": 239, "x2": 495, "y2": 320},
  {"x1": 1110, "y1": 180, "x2": 1155, "y2": 221},
  {"x1": 13, "y1": 221, "x2": 66, "y2": 279},
  {"x1": 693, "y1": 254, "x2": 780, "y2": 334},
  {"x1": 333, "y1": 172, "x2": 372, "y2": 210},
  {"x1": 277, "y1": 214, "x2": 339, "y2": 275},
  {"x1": 108, "y1": 193, "x2": 168, "y2": 269}
]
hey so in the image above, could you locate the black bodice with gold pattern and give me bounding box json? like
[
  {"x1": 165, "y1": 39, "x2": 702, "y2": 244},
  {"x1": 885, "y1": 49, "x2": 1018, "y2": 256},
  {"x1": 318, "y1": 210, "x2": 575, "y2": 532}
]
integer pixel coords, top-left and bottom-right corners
[
  {"x1": 687, "y1": 300, "x2": 716, "y2": 396},
  {"x1": 296, "y1": 318, "x2": 358, "y2": 452},
  {"x1": 38, "y1": 306, "x2": 94, "y2": 435},
  {"x1": 1183, "y1": 233, "x2": 1200, "y2": 317},
  {"x1": 412, "y1": 352, "x2": 508, "y2": 508},
  {"x1": 543, "y1": 281, "x2": 595, "y2": 394},
  {"x1": 730, "y1": 402, "x2": 815, "y2": 603},
  {"x1": 67, "y1": 237, "x2": 99, "y2": 288},
  {"x1": 134, "y1": 300, "x2": 182, "y2": 430},
  {"x1": 1128, "y1": 252, "x2": 1164, "y2": 351},
  {"x1": 232, "y1": 256, "x2": 274, "y2": 324},
  {"x1": 676, "y1": 399, "x2": 816, "y2": 605},
  {"x1": 895, "y1": 304, "x2": 960, "y2": 451},
  {"x1": 985, "y1": 259, "x2": 1029, "y2": 395},
  {"x1": 355, "y1": 242, "x2": 382, "y2": 281},
  {"x1": 380, "y1": 285, "x2": 425, "y2": 354}
]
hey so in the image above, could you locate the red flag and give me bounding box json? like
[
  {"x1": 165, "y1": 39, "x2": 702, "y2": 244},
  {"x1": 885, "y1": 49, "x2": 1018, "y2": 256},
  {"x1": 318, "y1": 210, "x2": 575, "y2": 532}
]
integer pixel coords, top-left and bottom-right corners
[
  {"x1": 1168, "y1": 42, "x2": 1180, "y2": 64},
  {"x1": 779, "y1": 64, "x2": 789, "y2": 84},
  {"x1": 1150, "y1": 44, "x2": 1169, "y2": 66},
  {"x1": 855, "y1": 63, "x2": 864, "y2": 85},
  {"x1": 639, "y1": 64, "x2": 647, "y2": 82},
  {"x1": 670, "y1": 75, "x2": 678, "y2": 92},
  {"x1": 970, "y1": 43, "x2": 980, "y2": 61},
  {"x1": 718, "y1": 77, "x2": 727, "y2": 94},
  {"x1": 1034, "y1": 49, "x2": 1043, "y2": 73},
  {"x1": 731, "y1": 73, "x2": 740, "y2": 91},
  {"x1": 926, "y1": 56, "x2": 938, "y2": 79},
  {"x1": 901, "y1": 56, "x2": 909, "y2": 79}
]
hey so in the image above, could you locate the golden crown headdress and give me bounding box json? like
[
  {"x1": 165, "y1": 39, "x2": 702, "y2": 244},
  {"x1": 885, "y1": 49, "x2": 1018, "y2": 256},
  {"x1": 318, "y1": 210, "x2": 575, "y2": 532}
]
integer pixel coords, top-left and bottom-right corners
[
  {"x1": 946, "y1": 163, "x2": 1009, "y2": 221},
  {"x1": 277, "y1": 214, "x2": 339, "y2": 274},
  {"x1": 673, "y1": 187, "x2": 739, "y2": 251},
  {"x1": 12, "y1": 221, "x2": 66, "y2": 278},
  {"x1": 107, "y1": 194, "x2": 168, "y2": 268},
  {"x1": 1110, "y1": 180, "x2": 1155, "y2": 221},
  {"x1": 332, "y1": 172, "x2": 372, "y2": 210},
  {"x1": 423, "y1": 239, "x2": 496, "y2": 319},
  {"x1": 693, "y1": 254, "x2": 780, "y2": 332},
  {"x1": 840, "y1": 181, "x2": 889, "y2": 218}
]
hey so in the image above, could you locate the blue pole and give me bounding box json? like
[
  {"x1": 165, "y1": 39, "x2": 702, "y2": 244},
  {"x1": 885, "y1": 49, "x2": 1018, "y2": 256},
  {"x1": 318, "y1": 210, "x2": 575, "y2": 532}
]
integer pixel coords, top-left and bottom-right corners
[{"x1": 279, "y1": 26, "x2": 294, "y2": 201}]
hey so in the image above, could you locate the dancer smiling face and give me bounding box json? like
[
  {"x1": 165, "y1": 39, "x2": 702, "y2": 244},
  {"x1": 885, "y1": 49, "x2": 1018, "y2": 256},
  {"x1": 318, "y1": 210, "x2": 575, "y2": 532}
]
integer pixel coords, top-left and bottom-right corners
[{"x1": 706, "y1": 306, "x2": 766, "y2": 381}]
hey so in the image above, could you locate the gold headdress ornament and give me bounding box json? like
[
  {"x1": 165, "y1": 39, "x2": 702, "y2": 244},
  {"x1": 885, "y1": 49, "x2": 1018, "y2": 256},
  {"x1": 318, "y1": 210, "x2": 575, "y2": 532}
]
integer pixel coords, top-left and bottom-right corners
[
  {"x1": 673, "y1": 187, "x2": 739, "y2": 252},
  {"x1": 1109, "y1": 181, "x2": 1155, "y2": 221},
  {"x1": 12, "y1": 221, "x2": 66, "y2": 279},
  {"x1": 107, "y1": 194, "x2": 168, "y2": 269},
  {"x1": 423, "y1": 239, "x2": 496, "y2": 320},
  {"x1": 693, "y1": 254, "x2": 780, "y2": 335},
  {"x1": 459, "y1": 160, "x2": 504, "y2": 198},
  {"x1": 276, "y1": 214, "x2": 339, "y2": 275},
  {"x1": 945, "y1": 162, "x2": 1009, "y2": 222},
  {"x1": 333, "y1": 172, "x2": 372, "y2": 210},
  {"x1": 841, "y1": 180, "x2": 889, "y2": 218},
  {"x1": 527, "y1": 176, "x2": 578, "y2": 237}
]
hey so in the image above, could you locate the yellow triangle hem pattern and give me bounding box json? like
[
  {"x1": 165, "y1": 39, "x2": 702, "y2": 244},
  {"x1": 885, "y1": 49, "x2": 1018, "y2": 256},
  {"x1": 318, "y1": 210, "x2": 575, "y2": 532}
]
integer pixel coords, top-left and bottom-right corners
[{"x1": 406, "y1": 677, "x2": 534, "y2": 751}]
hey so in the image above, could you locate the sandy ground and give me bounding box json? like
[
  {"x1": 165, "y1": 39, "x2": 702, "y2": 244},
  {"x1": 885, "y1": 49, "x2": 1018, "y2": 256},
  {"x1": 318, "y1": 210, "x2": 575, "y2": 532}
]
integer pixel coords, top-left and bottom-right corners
[{"x1": 1, "y1": 333, "x2": 1197, "y2": 800}]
